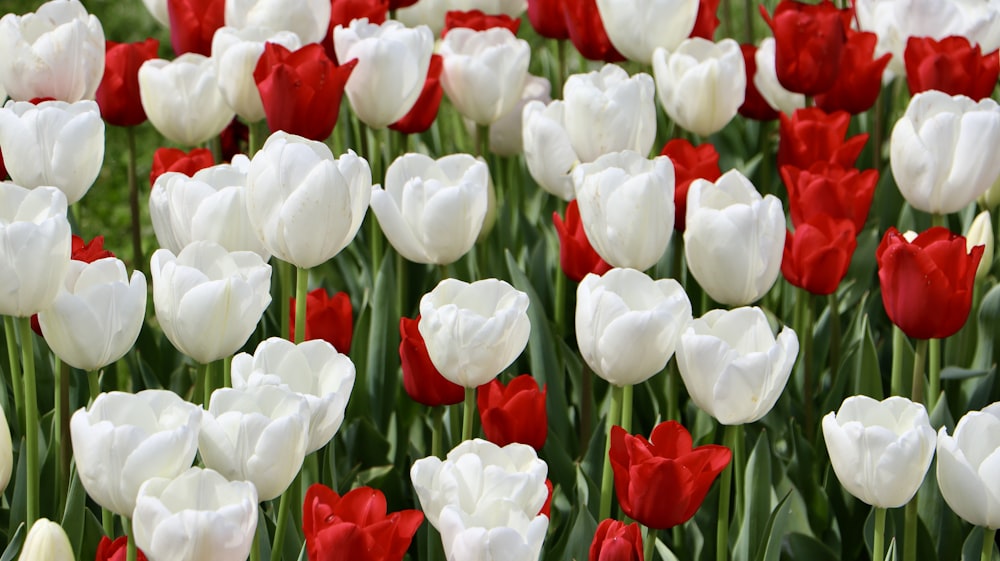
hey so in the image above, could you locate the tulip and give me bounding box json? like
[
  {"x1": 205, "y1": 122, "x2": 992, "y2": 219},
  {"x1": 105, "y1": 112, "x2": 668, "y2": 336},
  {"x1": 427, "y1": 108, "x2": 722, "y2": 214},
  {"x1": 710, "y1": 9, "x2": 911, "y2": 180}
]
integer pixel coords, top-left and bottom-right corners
[
  {"x1": 225, "y1": 0, "x2": 332, "y2": 44},
  {"x1": 69, "y1": 390, "x2": 202, "y2": 517},
  {"x1": 439, "y1": 27, "x2": 531, "y2": 125},
  {"x1": 37, "y1": 258, "x2": 146, "y2": 371},
  {"x1": 18, "y1": 519, "x2": 74, "y2": 561},
  {"x1": 596, "y1": 0, "x2": 698, "y2": 63},
  {"x1": 760, "y1": 0, "x2": 846, "y2": 95},
  {"x1": 438, "y1": 505, "x2": 549, "y2": 561},
  {"x1": 890, "y1": 91, "x2": 1000, "y2": 215},
  {"x1": 443, "y1": 9, "x2": 522, "y2": 37},
  {"x1": 142, "y1": 0, "x2": 169, "y2": 26},
  {"x1": 937, "y1": 403, "x2": 1000, "y2": 529},
  {"x1": 573, "y1": 151, "x2": 674, "y2": 270},
  {"x1": 132, "y1": 467, "x2": 258, "y2": 561},
  {"x1": 396, "y1": 0, "x2": 526, "y2": 35},
  {"x1": 400, "y1": 316, "x2": 465, "y2": 407},
  {"x1": 781, "y1": 162, "x2": 878, "y2": 234},
  {"x1": 750, "y1": 38, "x2": 806, "y2": 117},
  {"x1": 150, "y1": 156, "x2": 270, "y2": 259},
  {"x1": 563, "y1": 0, "x2": 625, "y2": 62},
  {"x1": 71, "y1": 235, "x2": 114, "y2": 263},
  {"x1": 231, "y1": 337, "x2": 355, "y2": 454},
  {"x1": 660, "y1": 138, "x2": 722, "y2": 232},
  {"x1": 610, "y1": 421, "x2": 731, "y2": 529},
  {"x1": 0, "y1": 184, "x2": 71, "y2": 318},
  {"x1": 653, "y1": 38, "x2": 746, "y2": 137},
  {"x1": 737, "y1": 44, "x2": 780, "y2": 121},
  {"x1": 0, "y1": 404, "x2": 10, "y2": 496},
  {"x1": 324, "y1": 0, "x2": 390, "y2": 61},
  {"x1": 150, "y1": 241, "x2": 272, "y2": 364},
  {"x1": 139, "y1": 54, "x2": 236, "y2": 146},
  {"x1": 0, "y1": 0, "x2": 104, "y2": 103},
  {"x1": 199, "y1": 385, "x2": 310, "y2": 501},
  {"x1": 390, "y1": 54, "x2": 444, "y2": 135},
  {"x1": 303, "y1": 484, "x2": 424, "y2": 561},
  {"x1": 477, "y1": 375, "x2": 547, "y2": 450},
  {"x1": 96, "y1": 38, "x2": 160, "y2": 127},
  {"x1": 371, "y1": 153, "x2": 489, "y2": 265},
  {"x1": 95, "y1": 536, "x2": 148, "y2": 561},
  {"x1": 684, "y1": 170, "x2": 785, "y2": 306},
  {"x1": 967, "y1": 210, "x2": 994, "y2": 280},
  {"x1": 904, "y1": 36, "x2": 999, "y2": 100},
  {"x1": 782, "y1": 215, "x2": 858, "y2": 295},
  {"x1": 814, "y1": 30, "x2": 891, "y2": 115},
  {"x1": 418, "y1": 278, "x2": 530, "y2": 388},
  {"x1": 877, "y1": 227, "x2": 983, "y2": 340},
  {"x1": 676, "y1": 307, "x2": 798, "y2": 424},
  {"x1": 576, "y1": 268, "x2": 691, "y2": 387},
  {"x1": 246, "y1": 131, "x2": 372, "y2": 268},
  {"x1": 211, "y1": 27, "x2": 302, "y2": 123},
  {"x1": 822, "y1": 395, "x2": 936, "y2": 508},
  {"x1": 289, "y1": 288, "x2": 354, "y2": 353},
  {"x1": 589, "y1": 519, "x2": 644, "y2": 561},
  {"x1": 149, "y1": 147, "x2": 214, "y2": 187},
  {"x1": 168, "y1": 0, "x2": 226, "y2": 56},
  {"x1": 521, "y1": 99, "x2": 578, "y2": 200},
  {"x1": 552, "y1": 200, "x2": 612, "y2": 282},
  {"x1": 526, "y1": 0, "x2": 568, "y2": 39},
  {"x1": 690, "y1": 0, "x2": 722, "y2": 40},
  {"x1": 777, "y1": 107, "x2": 868, "y2": 171},
  {"x1": 483, "y1": 74, "x2": 551, "y2": 157},
  {"x1": 334, "y1": 20, "x2": 434, "y2": 129}
]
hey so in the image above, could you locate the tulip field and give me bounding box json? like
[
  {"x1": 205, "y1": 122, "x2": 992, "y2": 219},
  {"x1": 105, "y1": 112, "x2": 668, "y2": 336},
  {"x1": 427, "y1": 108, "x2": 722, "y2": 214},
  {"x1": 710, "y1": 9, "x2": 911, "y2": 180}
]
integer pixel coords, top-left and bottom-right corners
[{"x1": 2, "y1": 0, "x2": 1000, "y2": 560}]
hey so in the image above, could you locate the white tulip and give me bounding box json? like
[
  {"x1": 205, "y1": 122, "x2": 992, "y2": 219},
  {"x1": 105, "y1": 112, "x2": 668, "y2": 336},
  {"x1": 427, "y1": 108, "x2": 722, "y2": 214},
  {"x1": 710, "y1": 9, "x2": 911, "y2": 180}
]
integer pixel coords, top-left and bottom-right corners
[
  {"x1": 596, "y1": 0, "x2": 699, "y2": 63},
  {"x1": 18, "y1": 519, "x2": 74, "y2": 561},
  {"x1": 142, "y1": 0, "x2": 169, "y2": 26},
  {"x1": 967, "y1": 210, "x2": 994, "y2": 280},
  {"x1": 440, "y1": 28, "x2": 531, "y2": 125},
  {"x1": 484, "y1": 74, "x2": 552, "y2": 157},
  {"x1": 653, "y1": 38, "x2": 746, "y2": 137},
  {"x1": 937, "y1": 403, "x2": 1000, "y2": 528},
  {"x1": 211, "y1": 27, "x2": 302, "y2": 123},
  {"x1": 139, "y1": 54, "x2": 236, "y2": 146},
  {"x1": 521, "y1": 99, "x2": 578, "y2": 200},
  {"x1": 225, "y1": 0, "x2": 330, "y2": 44}
]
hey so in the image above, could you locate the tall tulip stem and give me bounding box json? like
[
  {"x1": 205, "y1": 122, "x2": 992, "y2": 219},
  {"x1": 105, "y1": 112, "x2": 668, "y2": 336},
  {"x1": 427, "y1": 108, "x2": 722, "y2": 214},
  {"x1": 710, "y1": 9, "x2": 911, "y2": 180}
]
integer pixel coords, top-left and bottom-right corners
[
  {"x1": 912, "y1": 339, "x2": 928, "y2": 405},
  {"x1": 645, "y1": 527, "x2": 658, "y2": 561},
  {"x1": 126, "y1": 126, "x2": 144, "y2": 275},
  {"x1": 891, "y1": 326, "x2": 905, "y2": 396},
  {"x1": 476, "y1": 125, "x2": 489, "y2": 159},
  {"x1": 19, "y1": 316, "x2": 39, "y2": 526},
  {"x1": 462, "y1": 387, "x2": 475, "y2": 442},
  {"x1": 717, "y1": 424, "x2": 738, "y2": 561},
  {"x1": 5, "y1": 316, "x2": 23, "y2": 431},
  {"x1": 271, "y1": 491, "x2": 292, "y2": 561},
  {"x1": 599, "y1": 385, "x2": 624, "y2": 520},
  {"x1": 124, "y1": 517, "x2": 138, "y2": 561},
  {"x1": 828, "y1": 292, "x2": 841, "y2": 382},
  {"x1": 873, "y1": 507, "x2": 886, "y2": 561},
  {"x1": 904, "y1": 496, "x2": 918, "y2": 561},
  {"x1": 928, "y1": 338, "x2": 941, "y2": 410},
  {"x1": 295, "y1": 267, "x2": 308, "y2": 345},
  {"x1": 432, "y1": 407, "x2": 444, "y2": 458},
  {"x1": 553, "y1": 257, "x2": 566, "y2": 335},
  {"x1": 621, "y1": 384, "x2": 634, "y2": 434},
  {"x1": 250, "y1": 525, "x2": 260, "y2": 561},
  {"x1": 982, "y1": 528, "x2": 996, "y2": 561},
  {"x1": 88, "y1": 370, "x2": 101, "y2": 404}
]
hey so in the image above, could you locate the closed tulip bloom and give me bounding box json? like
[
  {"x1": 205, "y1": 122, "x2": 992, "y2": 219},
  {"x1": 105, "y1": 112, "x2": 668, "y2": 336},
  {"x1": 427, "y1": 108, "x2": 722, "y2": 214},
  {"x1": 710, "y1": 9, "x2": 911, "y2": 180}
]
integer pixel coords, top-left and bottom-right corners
[
  {"x1": 484, "y1": 74, "x2": 551, "y2": 157},
  {"x1": 231, "y1": 337, "x2": 355, "y2": 454},
  {"x1": 890, "y1": 91, "x2": 1000, "y2": 215},
  {"x1": 677, "y1": 307, "x2": 798, "y2": 424},
  {"x1": 782, "y1": 215, "x2": 857, "y2": 295},
  {"x1": 168, "y1": 0, "x2": 226, "y2": 56},
  {"x1": 440, "y1": 27, "x2": 531, "y2": 125},
  {"x1": 151, "y1": 241, "x2": 272, "y2": 364},
  {"x1": 150, "y1": 156, "x2": 270, "y2": 259},
  {"x1": 552, "y1": 200, "x2": 612, "y2": 282},
  {"x1": 653, "y1": 38, "x2": 745, "y2": 137},
  {"x1": 477, "y1": 375, "x2": 547, "y2": 450},
  {"x1": 372, "y1": 153, "x2": 488, "y2": 265},
  {"x1": 390, "y1": 54, "x2": 444, "y2": 135},
  {"x1": 69, "y1": 390, "x2": 202, "y2": 517},
  {"x1": 0, "y1": 100, "x2": 104, "y2": 204},
  {"x1": 18, "y1": 519, "x2": 74, "y2": 561},
  {"x1": 751, "y1": 38, "x2": 806, "y2": 117},
  {"x1": 37, "y1": 258, "x2": 146, "y2": 371},
  {"x1": 0, "y1": 184, "x2": 71, "y2": 317},
  {"x1": 95, "y1": 536, "x2": 148, "y2": 561},
  {"x1": 526, "y1": 0, "x2": 568, "y2": 39},
  {"x1": 133, "y1": 467, "x2": 258, "y2": 561},
  {"x1": 419, "y1": 278, "x2": 530, "y2": 388},
  {"x1": 937, "y1": 403, "x2": 1000, "y2": 529},
  {"x1": 905, "y1": 36, "x2": 1000, "y2": 100},
  {"x1": 814, "y1": 30, "x2": 891, "y2": 115},
  {"x1": 967, "y1": 210, "x2": 994, "y2": 280},
  {"x1": 563, "y1": 0, "x2": 625, "y2": 62},
  {"x1": 247, "y1": 132, "x2": 371, "y2": 267},
  {"x1": 660, "y1": 139, "x2": 722, "y2": 232},
  {"x1": 761, "y1": 0, "x2": 846, "y2": 95},
  {"x1": 576, "y1": 268, "x2": 692, "y2": 387},
  {"x1": 610, "y1": 421, "x2": 731, "y2": 529},
  {"x1": 289, "y1": 288, "x2": 354, "y2": 353},
  {"x1": 439, "y1": 504, "x2": 548, "y2": 561},
  {"x1": 96, "y1": 38, "x2": 160, "y2": 127},
  {"x1": 589, "y1": 519, "x2": 644, "y2": 561},
  {"x1": 597, "y1": 0, "x2": 698, "y2": 63},
  {"x1": 199, "y1": 385, "x2": 310, "y2": 501},
  {"x1": 149, "y1": 147, "x2": 215, "y2": 187},
  {"x1": 781, "y1": 163, "x2": 878, "y2": 234},
  {"x1": 777, "y1": 107, "x2": 868, "y2": 175},
  {"x1": 823, "y1": 395, "x2": 936, "y2": 508},
  {"x1": 303, "y1": 484, "x2": 424, "y2": 561},
  {"x1": 573, "y1": 151, "x2": 675, "y2": 270},
  {"x1": 226, "y1": 0, "x2": 331, "y2": 44},
  {"x1": 139, "y1": 54, "x2": 235, "y2": 146},
  {"x1": 0, "y1": 0, "x2": 104, "y2": 103},
  {"x1": 521, "y1": 99, "x2": 578, "y2": 200},
  {"x1": 400, "y1": 316, "x2": 465, "y2": 407},
  {"x1": 684, "y1": 170, "x2": 785, "y2": 306},
  {"x1": 142, "y1": 0, "x2": 169, "y2": 26},
  {"x1": 212, "y1": 27, "x2": 302, "y2": 123}
]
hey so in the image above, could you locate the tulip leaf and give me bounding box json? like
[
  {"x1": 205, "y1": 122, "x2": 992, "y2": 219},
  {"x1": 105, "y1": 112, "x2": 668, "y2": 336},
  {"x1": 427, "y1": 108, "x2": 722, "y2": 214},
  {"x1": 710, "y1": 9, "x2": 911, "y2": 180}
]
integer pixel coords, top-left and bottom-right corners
[
  {"x1": 365, "y1": 251, "x2": 398, "y2": 432},
  {"x1": 966, "y1": 370, "x2": 996, "y2": 413},
  {"x1": 752, "y1": 491, "x2": 793, "y2": 561},
  {"x1": 940, "y1": 366, "x2": 994, "y2": 380},
  {"x1": 973, "y1": 282, "x2": 1000, "y2": 369},
  {"x1": 735, "y1": 431, "x2": 775, "y2": 561},
  {"x1": 784, "y1": 532, "x2": 840, "y2": 561},
  {"x1": 654, "y1": 540, "x2": 682, "y2": 561},
  {"x1": 59, "y1": 465, "x2": 85, "y2": 554},
  {"x1": 6, "y1": 436, "x2": 25, "y2": 539},
  {"x1": 853, "y1": 315, "x2": 884, "y2": 400},
  {"x1": 961, "y1": 526, "x2": 998, "y2": 561},
  {"x1": 0, "y1": 523, "x2": 23, "y2": 561}
]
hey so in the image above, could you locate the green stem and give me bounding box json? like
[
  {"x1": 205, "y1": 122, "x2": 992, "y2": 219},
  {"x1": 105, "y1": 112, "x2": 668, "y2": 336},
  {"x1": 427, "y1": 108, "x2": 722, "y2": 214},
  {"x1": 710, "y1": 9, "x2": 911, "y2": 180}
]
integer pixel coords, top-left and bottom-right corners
[
  {"x1": 102, "y1": 507, "x2": 113, "y2": 538},
  {"x1": 666, "y1": 364, "x2": 680, "y2": 422},
  {"x1": 553, "y1": 257, "x2": 566, "y2": 336},
  {"x1": 57, "y1": 359, "x2": 70, "y2": 513},
  {"x1": 891, "y1": 326, "x2": 905, "y2": 397},
  {"x1": 599, "y1": 385, "x2": 624, "y2": 520},
  {"x1": 280, "y1": 260, "x2": 292, "y2": 340},
  {"x1": 797, "y1": 290, "x2": 815, "y2": 436},
  {"x1": 904, "y1": 496, "x2": 918, "y2": 561},
  {"x1": 432, "y1": 407, "x2": 443, "y2": 458},
  {"x1": 295, "y1": 267, "x2": 308, "y2": 345},
  {"x1": 271, "y1": 490, "x2": 292, "y2": 559},
  {"x1": 208, "y1": 136, "x2": 222, "y2": 164},
  {"x1": 928, "y1": 338, "x2": 941, "y2": 411},
  {"x1": 5, "y1": 316, "x2": 23, "y2": 432},
  {"x1": 912, "y1": 339, "x2": 928, "y2": 406},
  {"x1": 983, "y1": 527, "x2": 996, "y2": 561},
  {"x1": 645, "y1": 527, "x2": 658, "y2": 561},
  {"x1": 580, "y1": 361, "x2": 593, "y2": 456},
  {"x1": 873, "y1": 507, "x2": 886, "y2": 561},
  {"x1": 19, "y1": 317, "x2": 38, "y2": 526},
  {"x1": 88, "y1": 370, "x2": 101, "y2": 404},
  {"x1": 248, "y1": 119, "x2": 265, "y2": 157},
  {"x1": 126, "y1": 127, "x2": 144, "y2": 275},
  {"x1": 476, "y1": 124, "x2": 489, "y2": 159},
  {"x1": 828, "y1": 291, "x2": 841, "y2": 379},
  {"x1": 223, "y1": 358, "x2": 231, "y2": 389},
  {"x1": 201, "y1": 362, "x2": 213, "y2": 409},
  {"x1": 53, "y1": 357, "x2": 64, "y2": 511},
  {"x1": 718, "y1": 424, "x2": 738, "y2": 561},
  {"x1": 250, "y1": 524, "x2": 260, "y2": 561},
  {"x1": 621, "y1": 384, "x2": 634, "y2": 434},
  {"x1": 124, "y1": 517, "x2": 137, "y2": 561},
  {"x1": 462, "y1": 387, "x2": 475, "y2": 442}
]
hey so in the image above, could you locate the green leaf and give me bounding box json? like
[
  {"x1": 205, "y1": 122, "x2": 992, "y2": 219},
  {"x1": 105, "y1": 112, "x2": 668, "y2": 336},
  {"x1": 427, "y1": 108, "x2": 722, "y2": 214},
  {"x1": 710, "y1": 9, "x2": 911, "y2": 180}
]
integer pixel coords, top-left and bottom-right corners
[
  {"x1": 364, "y1": 251, "x2": 398, "y2": 432},
  {"x1": 734, "y1": 431, "x2": 773, "y2": 561},
  {"x1": 784, "y1": 533, "x2": 840, "y2": 561},
  {"x1": 59, "y1": 464, "x2": 86, "y2": 555},
  {"x1": 853, "y1": 315, "x2": 883, "y2": 400},
  {"x1": 941, "y1": 367, "x2": 994, "y2": 380},
  {"x1": 961, "y1": 527, "x2": 997, "y2": 561},
  {"x1": 0, "y1": 524, "x2": 24, "y2": 561},
  {"x1": 752, "y1": 491, "x2": 792, "y2": 561}
]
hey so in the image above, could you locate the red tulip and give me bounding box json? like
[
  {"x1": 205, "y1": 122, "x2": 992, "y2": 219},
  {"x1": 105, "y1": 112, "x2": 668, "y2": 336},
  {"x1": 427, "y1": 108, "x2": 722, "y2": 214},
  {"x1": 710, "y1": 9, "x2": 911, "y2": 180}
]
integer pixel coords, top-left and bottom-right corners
[
  {"x1": 877, "y1": 227, "x2": 984, "y2": 340},
  {"x1": 149, "y1": 147, "x2": 214, "y2": 187},
  {"x1": 324, "y1": 0, "x2": 390, "y2": 61},
  {"x1": 737, "y1": 43, "x2": 781, "y2": 121},
  {"x1": 219, "y1": 117, "x2": 249, "y2": 163},
  {"x1": 782, "y1": 214, "x2": 857, "y2": 295},
  {"x1": 389, "y1": 54, "x2": 443, "y2": 134},
  {"x1": 527, "y1": 0, "x2": 569, "y2": 40},
  {"x1": 760, "y1": 0, "x2": 846, "y2": 95},
  {"x1": 96, "y1": 38, "x2": 160, "y2": 127},
  {"x1": 388, "y1": 0, "x2": 418, "y2": 8},
  {"x1": 477, "y1": 374, "x2": 547, "y2": 450},
  {"x1": 289, "y1": 288, "x2": 354, "y2": 354},
  {"x1": 589, "y1": 519, "x2": 644, "y2": 561},
  {"x1": 552, "y1": 200, "x2": 612, "y2": 282},
  {"x1": 254, "y1": 42, "x2": 357, "y2": 142},
  {"x1": 303, "y1": 484, "x2": 424, "y2": 561},
  {"x1": 689, "y1": 0, "x2": 722, "y2": 40},
  {"x1": 904, "y1": 36, "x2": 1000, "y2": 100},
  {"x1": 610, "y1": 421, "x2": 730, "y2": 530},
  {"x1": 660, "y1": 139, "x2": 722, "y2": 231},
  {"x1": 563, "y1": 0, "x2": 625, "y2": 62},
  {"x1": 540, "y1": 478, "x2": 553, "y2": 517},
  {"x1": 167, "y1": 0, "x2": 225, "y2": 56},
  {"x1": 777, "y1": 107, "x2": 868, "y2": 170},
  {"x1": 442, "y1": 10, "x2": 521, "y2": 38},
  {"x1": 400, "y1": 316, "x2": 464, "y2": 407},
  {"x1": 815, "y1": 30, "x2": 891, "y2": 115},
  {"x1": 781, "y1": 162, "x2": 877, "y2": 234},
  {"x1": 95, "y1": 536, "x2": 148, "y2": 561},
  {"x1": 0, "y1": 148, "x2": 7, "y2": 181}
]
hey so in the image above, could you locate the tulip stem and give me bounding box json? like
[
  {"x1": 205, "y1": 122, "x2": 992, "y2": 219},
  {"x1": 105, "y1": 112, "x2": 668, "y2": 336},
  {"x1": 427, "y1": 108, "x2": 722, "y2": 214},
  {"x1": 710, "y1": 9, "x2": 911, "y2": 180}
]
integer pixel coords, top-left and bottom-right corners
[
  {"x1": 873, "y1": 507, "x2": 886, "y2": 561},
  {"x1": 553, "y1": 258, "x2": 566, "y2": 336},
  {"x1": 621, "y1": 384, "x2": 634, "y2": 434},
  {"x1": 432, "y1": 407, "x2": 443, "y2": 458},
  {"x1": 202, "y1": 361, "x2": 214, "y2": 408},
  {"x1": 102, "y1": 508, "x2": 113, "y2": 538},
  {"x1": 88, "y1": 370, "x2": 100, "y2": 404},
  {"x1": 124, "y1": 517, "x2": 137, "y2": 561},
  {"x1": 599, "y1": 385, "x2": 624, "y2": 520},
  {"x1": 295, "y1": 267, "x2": 308, "y2": 345},
  {"x1": 4, "y1": 316, "x2": 23, "y2": 432},
  {"x1": 223, "y1": 358, "x2": 231, "y2": 389},
  {"x1": 645, "y1": 527, "x2": 658, "y2": 561},
  {"x1": 250, "y1": 525, "x2": 260, "y2": 561},
  {"x1": 982, "y1": 528, "x2": 996, "y2": 561},
  {"x1": 912, "y1": 339, "x2": 928, "y2": 406},
  {"x1": 19, "y1": 317, "x2": 38, "y2": 526},
  {"x1": 462, "y1": 387, "x2": 475, "y2": 441},
  {"x1": 717, "y1": 424, "x2": 738, "y2": 561},
  {"x1": 795, "y1": 290, "x2": 816, "y2": 436},
  {"x1": 904, "y1": 496, "x2": 918, "y2": 561},
  {"x1": 272, "y1": 491, "x2": 293, "y2": 559},
  {"x1": 476, "y1": 125, "x2": 488, "y2": 159},
  {"x1": 891, "y1": 326, "x2": 905, "y2": 396},
  {"x1": 928, "y1": 338, "x2": 941, "y2": 411},
  {"x1": 828, "y1": 291, "x2": 841, "y2": 382},
  {"x1": 280, "y1": 261, "x2": 292, "y2": 340},
  {"x1": 126, "y1": 126, "x2": 144, "y2": 276}
]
